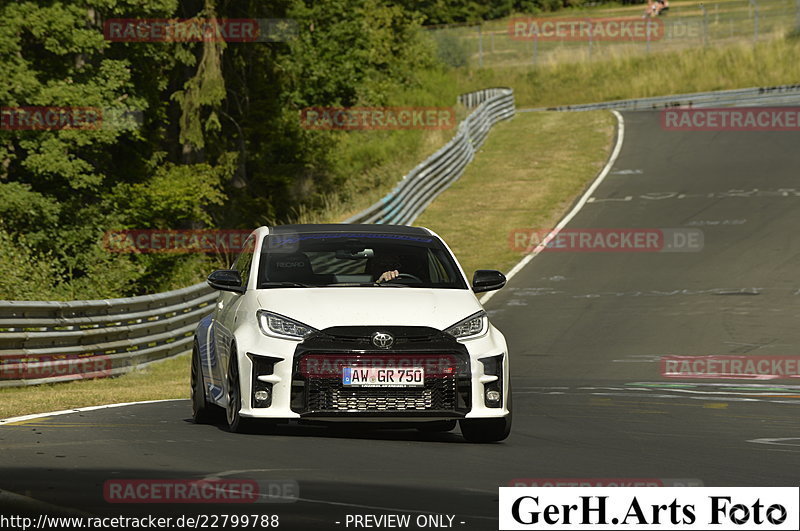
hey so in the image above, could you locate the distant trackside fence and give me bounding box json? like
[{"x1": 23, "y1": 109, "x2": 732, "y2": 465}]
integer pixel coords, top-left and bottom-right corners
[{"x1": 0, "y1": 88, "x2": 515, "y2": 387}]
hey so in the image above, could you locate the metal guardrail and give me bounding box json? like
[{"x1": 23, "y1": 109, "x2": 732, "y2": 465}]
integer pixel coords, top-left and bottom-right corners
[
  {"x1": 0, "y1": 88, "x2": 516, "y2": 387},
  {"x1": 0, "y1": 282, "x2": 216, "y2": 387},
  {"x1": 519, "y1": 83, "x2": 800, "y2": 112},
  {"x1": 346, "y1": 87, "x2": 515, "y2": 225}
]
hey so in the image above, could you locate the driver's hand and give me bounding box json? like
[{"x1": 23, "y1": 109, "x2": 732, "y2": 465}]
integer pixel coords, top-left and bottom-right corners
[{"x1": 377, "y1": 270, "x2": 399, "y2": 283}]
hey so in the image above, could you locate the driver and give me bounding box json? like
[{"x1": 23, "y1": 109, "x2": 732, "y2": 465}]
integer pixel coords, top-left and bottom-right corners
[
  {"x1": 377, "y1": 269, "x2": 399, "y2": 282},
  {"x1": 370, "y1": 254, "x2": 402, "y2": 283}
]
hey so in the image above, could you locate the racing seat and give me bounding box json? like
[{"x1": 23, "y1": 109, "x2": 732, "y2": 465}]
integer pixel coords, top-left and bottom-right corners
[{"x1": 264, "y1": 252, "x2": 333, "y2": 286}]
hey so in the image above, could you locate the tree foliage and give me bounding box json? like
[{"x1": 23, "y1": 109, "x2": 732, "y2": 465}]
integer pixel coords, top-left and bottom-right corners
[{"x1": 0, "y1": 0, "x2": 491, "y2": 300}]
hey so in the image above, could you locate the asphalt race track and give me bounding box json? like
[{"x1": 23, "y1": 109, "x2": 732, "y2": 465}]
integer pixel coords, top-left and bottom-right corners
[{"x1": 2, "y1": 111, "x2": 800, "y2": 529}]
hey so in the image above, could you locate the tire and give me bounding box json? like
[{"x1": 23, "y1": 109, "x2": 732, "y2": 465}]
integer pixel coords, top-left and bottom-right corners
[
  {"x1": 417, "y1": 420, "x2": 457, "y2": 433},
  {"x1": 459, "y1": 385, "x2": 513, "y2": 443},
  {"x1": 191, "y1": 343, "x2": 220, "y2": 424},
  {"x1": 225, "y1": 350, "x2": 255, "y2": 433}
]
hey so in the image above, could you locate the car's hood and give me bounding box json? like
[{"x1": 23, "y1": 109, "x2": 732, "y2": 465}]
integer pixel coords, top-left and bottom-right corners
[{"x1": 256, "y1": 287, "x2": 482, "y2": 331}]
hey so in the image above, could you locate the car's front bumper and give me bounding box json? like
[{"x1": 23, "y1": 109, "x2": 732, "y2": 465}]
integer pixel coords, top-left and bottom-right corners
[{"x1": 231, "y1": 324, "x2": 510, "y2": 422}]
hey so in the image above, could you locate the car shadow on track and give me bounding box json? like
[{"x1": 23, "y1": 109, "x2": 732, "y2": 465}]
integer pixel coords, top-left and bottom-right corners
[{"x1": 182, "y1": 417, "x2": 477, "y2": 443}]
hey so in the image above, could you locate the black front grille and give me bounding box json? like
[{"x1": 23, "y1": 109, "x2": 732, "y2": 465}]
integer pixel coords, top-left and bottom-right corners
[
  {"x1": 291, "y1": 326, "x2": 471, "y2": 417},
  {"x1": 305, "y1": 375, "x2": 456, "y2": 412}
]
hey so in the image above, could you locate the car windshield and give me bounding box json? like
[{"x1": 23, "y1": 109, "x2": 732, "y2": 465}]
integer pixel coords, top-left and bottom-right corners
[{"x1": 256, "y1": 232, "x2": 467, "y2": 289}]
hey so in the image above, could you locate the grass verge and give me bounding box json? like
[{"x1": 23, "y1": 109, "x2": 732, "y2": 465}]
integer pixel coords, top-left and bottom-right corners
[
  {"x1": 416, "y1": 110, "x2": 616, "y2": 277},
  {"x1": 0, "y1": 354, "x2": 190, "y2": 420},
  {"x1": 454, "y1": 35, "x2": 800, "y2": 108}
]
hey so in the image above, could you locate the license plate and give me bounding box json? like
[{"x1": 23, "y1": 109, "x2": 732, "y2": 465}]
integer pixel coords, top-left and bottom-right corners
[{"x1": 342, "y1": 367, "x2": 424, "y2": 387}]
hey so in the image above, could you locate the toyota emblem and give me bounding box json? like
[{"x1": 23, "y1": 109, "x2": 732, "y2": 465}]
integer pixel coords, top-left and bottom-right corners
[{"x1": 371, "y1": 331, "x2": 394, "y2": 349}]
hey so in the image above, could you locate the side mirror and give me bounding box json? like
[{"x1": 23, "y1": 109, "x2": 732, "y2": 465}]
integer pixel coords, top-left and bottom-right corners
[
  {"x1": 472, "y1": 270, "x2": 506, "y2": 293},
  {"x1": 207, "y1": 269, "x2": 245, "y2": 293}
]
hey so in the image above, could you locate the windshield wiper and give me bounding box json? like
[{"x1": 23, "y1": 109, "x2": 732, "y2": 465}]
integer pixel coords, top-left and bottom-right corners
[
  {"x1": 322, "y1": 282, "x2": 380, "y2": 287},
  {"x1": 321, "y1": 282, "x2": 406, "y2": 287},
  {"x1": 258, "y1": 281, "x2": 312, "y2": 288}
]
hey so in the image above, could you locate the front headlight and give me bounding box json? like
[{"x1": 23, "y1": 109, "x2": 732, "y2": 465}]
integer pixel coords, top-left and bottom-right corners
[
  {"x1": 257, "y1": 310, "x2": 317, "y2": 340},
  {"x1": 445, "y1": 311, "x2": 488, "y2": 340}
]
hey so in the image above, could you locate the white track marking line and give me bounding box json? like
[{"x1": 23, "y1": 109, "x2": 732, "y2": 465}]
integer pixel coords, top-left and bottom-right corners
[
  {"x1": 481, "y1": 110, "x2": 625, "y2": 305},
  {"x1": 0, "y1": 399, "x2": 186, "y2": 426},
  {"x1": 204, "y1": 469, "x2": 318, "y2": 480},
  {"x1": 748, "y1": 438, "x2": 800, "y2": 447}
]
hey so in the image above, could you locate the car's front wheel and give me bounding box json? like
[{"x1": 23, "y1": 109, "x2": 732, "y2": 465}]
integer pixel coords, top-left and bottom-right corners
[
  {"x1": 226, "y1": 350, "x2": 255, "y2": 433},
  {"x1": 191, "y1": 342, "x2": 220, "y2": 424}
]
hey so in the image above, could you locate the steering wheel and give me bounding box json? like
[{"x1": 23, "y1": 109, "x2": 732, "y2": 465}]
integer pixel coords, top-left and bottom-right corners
[{"x1": 383, "y1": 273, "x2": 423, "y2": 284}]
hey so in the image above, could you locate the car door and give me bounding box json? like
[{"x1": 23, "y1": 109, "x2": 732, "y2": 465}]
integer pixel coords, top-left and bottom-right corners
[{"x1": 210, "y1": 235, "x2": 255, "y2": 404}]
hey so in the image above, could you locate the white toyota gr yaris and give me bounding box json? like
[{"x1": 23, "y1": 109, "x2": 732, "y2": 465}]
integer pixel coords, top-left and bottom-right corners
[{"x1": 191, "y1": 224, "x2": 511, "y2": 442}]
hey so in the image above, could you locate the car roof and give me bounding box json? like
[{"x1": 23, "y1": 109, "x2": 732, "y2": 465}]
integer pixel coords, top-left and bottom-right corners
[{"x1": 267, "y1": 224, "x2": 432, "y2": 236}]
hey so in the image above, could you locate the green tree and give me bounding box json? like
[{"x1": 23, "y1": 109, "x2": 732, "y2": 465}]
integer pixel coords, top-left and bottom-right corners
[{"x1": 0, "y1": 0, "x2": 454, "y2": 300}]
